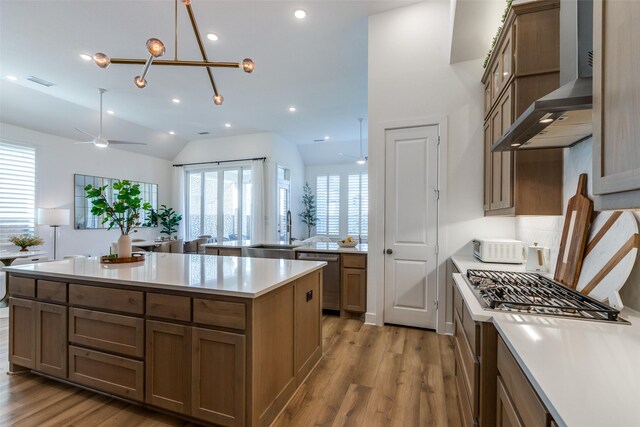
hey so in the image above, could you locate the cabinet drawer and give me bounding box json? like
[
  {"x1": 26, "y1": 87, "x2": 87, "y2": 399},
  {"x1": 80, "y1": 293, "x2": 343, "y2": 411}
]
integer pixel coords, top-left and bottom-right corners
[
  {"x1": 147, "y1": 293, "x2": 191, "y2": 322},
  {"x1": 218, "y1": 248, "x2": 242, "y2": 257},
  {"x1": 497, "y1": 336, "x2": 549, "y2": 427},
  {"x1": 37, "y1": 280, "x2": 67, "y2": 303},
  {"x1": 453, "y1": 283, "x2": 463, "y2": 323},
  {"x1": 341, "y1": 254, "x2": 366, "y2": 269},
  {"x1": 455, "y1": 347, "x2": 478, "y2": 427},
  {"x1": 8, "y1": 276, "x2": 35, "y2": 298},
  {"x1": 454, "y1": 312, "x2": 479, "y2": 416},
  {"x1": 69, "y1": 284, "x2": 143, "y2": 315},
  {"x1": 69, "y1": 346, "x2": 144, "y2": 402},
  {"x1": 194, "y1": 299, "x2": 246, "y2": 331},
  {"x1": 69, "y1": 308, "x2": 144, "y2": 357},
  {"x1": 462, "y1": 303, "x2": 480, "y2": 357}
]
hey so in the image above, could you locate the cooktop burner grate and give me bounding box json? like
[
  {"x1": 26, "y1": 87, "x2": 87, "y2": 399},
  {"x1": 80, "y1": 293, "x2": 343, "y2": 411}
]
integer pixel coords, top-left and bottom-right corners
[{"x1": 465, "y1": 270, "x2": 624, "y2": 322}]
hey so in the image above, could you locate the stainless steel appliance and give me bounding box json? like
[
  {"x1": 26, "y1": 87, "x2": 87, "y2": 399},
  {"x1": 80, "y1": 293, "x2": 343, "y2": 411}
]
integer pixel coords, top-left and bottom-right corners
[
  {"x1": 297, "y1": 252, "x2": 340, "y2": 310},
  {"x1": 473, "y1": 238, "x2": 524, "y2": 264},
  {"x1": 464, "y1": 269, "x2": 628, "y2": 324},
  {"x1": 242, "y1": 244, "x2": 296, "y2": 259}
]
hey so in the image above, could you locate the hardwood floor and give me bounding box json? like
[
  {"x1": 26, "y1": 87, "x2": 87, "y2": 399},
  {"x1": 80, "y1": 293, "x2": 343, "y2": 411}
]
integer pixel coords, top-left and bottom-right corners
[{"x1": 0, "y1": 315, "x2": 461, "y2": 426}]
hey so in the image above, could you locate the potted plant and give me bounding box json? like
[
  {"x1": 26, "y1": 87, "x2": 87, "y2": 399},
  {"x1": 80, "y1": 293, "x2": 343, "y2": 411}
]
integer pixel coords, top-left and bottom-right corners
[
  {"x1": 9, "y1": 235, "x2": 44, "y2": 252},
  {"x1": 299, "y1": 182, "x2": 317, "y2": 238},
  {"x1": 85, "y1": 180, "x2": 152, "y2": 258},
  {"x1": 156, "y1": 205, "x2": 182, "y2": 239}
]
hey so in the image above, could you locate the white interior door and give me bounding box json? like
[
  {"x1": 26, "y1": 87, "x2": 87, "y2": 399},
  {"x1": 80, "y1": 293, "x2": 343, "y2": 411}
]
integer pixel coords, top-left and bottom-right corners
[{"x1": 384, "y1": 125, "x2": 439, "y2": 329}]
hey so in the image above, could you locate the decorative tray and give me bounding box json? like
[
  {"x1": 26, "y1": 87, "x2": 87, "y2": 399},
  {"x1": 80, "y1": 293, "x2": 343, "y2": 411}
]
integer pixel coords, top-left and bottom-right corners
[{"x1": 100, "y1": 253, "x2": 145, "y2": 264}]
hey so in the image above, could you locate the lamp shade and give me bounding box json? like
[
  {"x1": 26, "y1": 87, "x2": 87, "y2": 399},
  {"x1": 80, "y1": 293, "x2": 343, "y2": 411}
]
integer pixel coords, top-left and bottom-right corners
[{"x1": 38, "y1": 208, "x2": 70, "y2": 226}]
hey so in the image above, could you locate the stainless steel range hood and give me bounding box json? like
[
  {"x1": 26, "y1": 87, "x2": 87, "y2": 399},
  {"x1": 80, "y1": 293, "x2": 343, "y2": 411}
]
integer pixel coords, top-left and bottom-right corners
[{"x1": 492, "y1": 0, "x2": 593, "y2": 152}]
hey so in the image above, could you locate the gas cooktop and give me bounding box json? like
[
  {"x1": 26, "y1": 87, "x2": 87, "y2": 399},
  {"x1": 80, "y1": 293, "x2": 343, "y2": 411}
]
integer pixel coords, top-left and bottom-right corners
[{"x1": 464, "y1": 269, "x2": 628, "y2": 324}]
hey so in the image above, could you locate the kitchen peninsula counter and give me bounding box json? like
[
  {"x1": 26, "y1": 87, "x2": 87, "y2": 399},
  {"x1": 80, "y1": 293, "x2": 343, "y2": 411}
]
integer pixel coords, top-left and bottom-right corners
[{"x1": 4, "y1": 253, "x2": 325, "y2": 426}]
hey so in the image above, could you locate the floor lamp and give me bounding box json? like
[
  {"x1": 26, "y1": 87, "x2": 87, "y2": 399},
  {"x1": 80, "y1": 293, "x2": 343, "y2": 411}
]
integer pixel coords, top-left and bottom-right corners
[{"x1": 38, "y1": 208, "x2": 70, "y2": 260}]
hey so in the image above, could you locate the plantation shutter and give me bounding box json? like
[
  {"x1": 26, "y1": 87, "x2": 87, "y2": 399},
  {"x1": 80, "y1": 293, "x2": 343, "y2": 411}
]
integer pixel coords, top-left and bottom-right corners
[
  {"x1": 347, "y1": 174, "x2": 368, "y2": 238},
  {"x1": 316, "y1": 175, "x2": 340, "y2": 236},
  {"x1": 0, "y1": 141, "x2": 36, "y2": 243}
]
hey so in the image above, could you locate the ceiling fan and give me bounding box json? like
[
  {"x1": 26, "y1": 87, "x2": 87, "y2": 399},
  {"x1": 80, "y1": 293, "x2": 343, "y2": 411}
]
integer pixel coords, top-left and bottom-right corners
[
  {"x1": 75, "y1": 88, "x2": 147, "y2": 148},
  {"x1": 339, "y1": 118, "x2": 367, "y2": 164}
]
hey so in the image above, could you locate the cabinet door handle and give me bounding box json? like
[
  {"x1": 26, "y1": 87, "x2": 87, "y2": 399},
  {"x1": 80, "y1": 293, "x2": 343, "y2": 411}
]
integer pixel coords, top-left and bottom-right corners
[{"x1": 386, "y1": 249, "x2": 393, "y2": 255}]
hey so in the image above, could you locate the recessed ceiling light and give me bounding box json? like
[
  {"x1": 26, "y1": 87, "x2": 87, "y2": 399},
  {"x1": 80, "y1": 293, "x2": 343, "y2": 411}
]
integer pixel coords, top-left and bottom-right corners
[
  {"x1": 294, "y1": 9, "x2": 307, "y2": 19},
  {"x1": 288, "y1": 106, "x2": 296, "y2": 112},
  {"x1": 106, "y1": 110, "x2": 115, "y2": 115},
  {"x1": 207, "y1": 33, "x2": 219, "y2": 41},
  {"x1": 6, "y1": 75, "x2": 18, "y2": 81},
  {"x1": 172, "y1": 98, "x2": 181, "y2": 104},
  {"x1": 169, "y1": 131, "x2": 175, "y2": 135},
  {"x1": 224, "y1": 123, "x2": 231, "y2": 128},
  {"x1": 80, "y1": 53, "x2": 92, "y2": 61},
  {"x1": 324, "y1": 136, "x2": 330, "y2": 140}
]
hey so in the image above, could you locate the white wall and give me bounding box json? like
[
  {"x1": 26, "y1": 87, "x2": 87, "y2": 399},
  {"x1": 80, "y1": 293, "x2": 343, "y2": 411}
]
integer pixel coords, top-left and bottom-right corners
[
  {"x1": 516, "y1": 137, "x2": 640, "y2": 312},
  {"x1": 172, "y1": 132, "x2": 305, "y2": 242},
  {"x1": 0, "y1": 122, "x2": 173, "y2": 258},
  {"x1": 304, "y1": 162, "x2": 369, "y2": 239},
  {"x1": 368, "y1": 1, "x2": 515, "y2": 328}
]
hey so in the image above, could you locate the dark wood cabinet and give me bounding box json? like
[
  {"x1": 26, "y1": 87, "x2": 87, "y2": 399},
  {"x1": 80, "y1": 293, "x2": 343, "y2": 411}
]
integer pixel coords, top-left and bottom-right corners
[
  {"x1": 496, "y1": 377, "x2": 523, "y2": 427},
  {"x1": 593, "y1": 1, "x2": 640, "y2": 209},
  {"x1": 482, "y1": 0, "x2": 563, "y2": 216},
  {"x1": 36, "y1": 302, "x2": 67, "y2": 378},
  {"x1": 9, "y1": 298, "x2": 36, "y2": 370},
  {"x1": 146, "y1": 320, "x2": 191, "y2": 414},
  {"x1": 191, "y1": 327, "x2": 245, "y2": 427}
]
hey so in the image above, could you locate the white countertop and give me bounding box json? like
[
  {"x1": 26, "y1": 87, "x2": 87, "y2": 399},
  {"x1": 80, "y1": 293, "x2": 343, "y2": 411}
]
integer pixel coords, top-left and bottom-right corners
[
  {"x1": 201, "y1": 240, "x2": 368, "y2": 254},
  {"x1": 4, "y1": 253, "x2": 326, "y2": 299},
  {"x1": 452, "y1": 270, "x2": 640, "y2": 427}
]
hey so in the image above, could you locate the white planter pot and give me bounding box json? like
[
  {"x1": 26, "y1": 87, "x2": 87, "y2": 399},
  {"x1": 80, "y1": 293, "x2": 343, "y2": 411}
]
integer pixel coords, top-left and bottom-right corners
[{"x1": 117, "y1": 234, "x2": 132, "y2": 258}]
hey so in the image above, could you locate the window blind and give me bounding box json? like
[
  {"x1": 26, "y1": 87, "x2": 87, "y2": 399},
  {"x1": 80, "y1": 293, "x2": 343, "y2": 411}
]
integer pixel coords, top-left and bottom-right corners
[
  {"x1": 348, "y1": 174, "x2": 368, "y2": 238},
  {"x1": 0, "y1": 141, "x2": 36, "y2": 243},
  {"x1": 316, "y1": 175, "x2": 340, "y2": 236}
]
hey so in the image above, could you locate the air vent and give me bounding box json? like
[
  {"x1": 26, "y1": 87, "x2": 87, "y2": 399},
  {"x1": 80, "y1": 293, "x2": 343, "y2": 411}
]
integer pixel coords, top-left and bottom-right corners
[
  {"x1": 313, "y1": 139, "x2": 324, "y2": 143},
  {"x1": 27, "y1": 76, "x2": 55, "y2": 87},
  {"x1": 198, "y1": 131, "x2": 210, "y2": 135}
]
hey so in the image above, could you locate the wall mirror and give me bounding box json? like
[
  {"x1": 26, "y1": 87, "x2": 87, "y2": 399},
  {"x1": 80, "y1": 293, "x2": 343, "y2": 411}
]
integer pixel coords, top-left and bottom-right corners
[{"x1": 74, "y1": 174, "x2": 158, "y2": 230}]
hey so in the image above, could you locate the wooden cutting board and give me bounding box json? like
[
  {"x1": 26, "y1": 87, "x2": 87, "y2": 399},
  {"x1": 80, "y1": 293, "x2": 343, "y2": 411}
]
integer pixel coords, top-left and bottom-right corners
[
  {"x1": 554, "y1": 174, "x2": 593, "y2": 289},
  {"x1": 576, "y1": 211, "x2": 639, "y2": 309}
]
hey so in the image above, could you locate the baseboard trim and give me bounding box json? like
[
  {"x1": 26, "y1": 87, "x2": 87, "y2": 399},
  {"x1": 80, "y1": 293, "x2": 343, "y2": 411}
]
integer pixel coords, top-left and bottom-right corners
[
  {"x1": 444, "y1": 321, "x2": 454, "y2": 335},
  {"x1": 364, "y1": 312, "x2": 379, "y2": 326}
]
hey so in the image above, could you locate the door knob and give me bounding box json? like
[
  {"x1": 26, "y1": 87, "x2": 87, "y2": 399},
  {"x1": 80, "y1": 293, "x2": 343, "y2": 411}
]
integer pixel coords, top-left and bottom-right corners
[{"x1": 386, "y1": 249, "x2": 393, "y2": 254}]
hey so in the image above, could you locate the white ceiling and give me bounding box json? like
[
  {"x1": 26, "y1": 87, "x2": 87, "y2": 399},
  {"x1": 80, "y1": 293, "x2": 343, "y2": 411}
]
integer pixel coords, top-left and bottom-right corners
[{"x1": 0, "y1": 0, "x2": 416, "y2": 160}]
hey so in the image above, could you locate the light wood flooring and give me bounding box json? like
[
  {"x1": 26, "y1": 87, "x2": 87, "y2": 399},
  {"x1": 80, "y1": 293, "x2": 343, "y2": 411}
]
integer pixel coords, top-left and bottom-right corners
[{"x1": 0, "y1": 315, "x2": 461, "y2": 426}]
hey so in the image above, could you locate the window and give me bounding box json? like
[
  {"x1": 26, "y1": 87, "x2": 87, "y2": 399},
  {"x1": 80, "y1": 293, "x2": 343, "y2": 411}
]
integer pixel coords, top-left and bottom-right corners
[
  {"x1": 0, "y1": 141, "x2": 36, "y2": 243},
  {"x1": 348, "y1": 174, "x2": 368, "y2": 239},
  {"x1": 316, "y1": 175, "x2": 340, "y2": 236},
  {"x1": 185, "y1": 166, "x2": 252, "y2": 242},
  {"x1": 277, "y1": 165, "x2": 291, "y2": 242}
]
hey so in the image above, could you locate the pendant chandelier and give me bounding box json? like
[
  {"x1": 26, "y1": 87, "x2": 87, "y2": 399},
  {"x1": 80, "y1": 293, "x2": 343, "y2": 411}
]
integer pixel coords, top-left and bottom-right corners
[{"x1": 93, "y1": 0, "x2": 254, "y2": 106}]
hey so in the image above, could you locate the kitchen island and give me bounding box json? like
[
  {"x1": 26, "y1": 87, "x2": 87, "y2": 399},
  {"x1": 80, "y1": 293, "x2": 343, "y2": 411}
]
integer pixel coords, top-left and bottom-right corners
[{"x1": 4, "y1": 253, "x2": 325, "y2": 427}]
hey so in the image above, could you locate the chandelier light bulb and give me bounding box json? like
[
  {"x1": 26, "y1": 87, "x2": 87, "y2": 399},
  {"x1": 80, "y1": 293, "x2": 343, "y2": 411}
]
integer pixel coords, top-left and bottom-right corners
[
  {"x1": 146, "y1": 38, "x2": 166, "y2": 58},
  {"x1": 213, "y1": 94, "x2": 224, "y2": 105},
  {"x1": 241, "y1": 58, "x2": 255, "y2": 73},
  {"x1": 134, "y1": 76, "x2": 147, "y2": 88},
  {"x1": 93, "y1": 53, "x2": 111, "y2": 69}
]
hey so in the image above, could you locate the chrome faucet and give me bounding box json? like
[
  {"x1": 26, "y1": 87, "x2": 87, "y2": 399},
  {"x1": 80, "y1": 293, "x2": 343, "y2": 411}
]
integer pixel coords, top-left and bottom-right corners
[{"x1": 286, "y1": 210, "x2": 293, "y2": 244}]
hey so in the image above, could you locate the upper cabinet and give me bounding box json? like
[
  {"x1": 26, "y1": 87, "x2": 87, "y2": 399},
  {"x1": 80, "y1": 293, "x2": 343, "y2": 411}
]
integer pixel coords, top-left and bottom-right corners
[
  {"x1": 593, "y1": 1, "x2": 640, "y2": 210},
  {"x1": 481, "y1": 0, "x2": 563, "y2": 216}
]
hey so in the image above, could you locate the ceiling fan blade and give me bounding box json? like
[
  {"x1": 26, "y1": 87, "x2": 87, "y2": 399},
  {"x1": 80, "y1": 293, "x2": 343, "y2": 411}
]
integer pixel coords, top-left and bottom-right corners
[
  {"x1": 74, "y1": 127, "x2": 96, "y2": 139},
  {"x1": 107, "y1": 140, "x2": 148, "y2": 146},
  {"x1": 74, "y1": 140, "x2": 96, "y2": 145}
]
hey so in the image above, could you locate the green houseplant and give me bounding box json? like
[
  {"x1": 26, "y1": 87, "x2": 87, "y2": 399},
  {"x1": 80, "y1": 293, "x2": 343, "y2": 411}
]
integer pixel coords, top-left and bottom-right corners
[
  {"x1": 156, "y1": 205, "x2": 182, "y2": 239},
  {"x1": 9, "y1": 235, "x2": 44, "y2": 252},
  {"x1": 85, "y1": 180, "x2": 152, "y2": 258},
  {"x1": 299, "y1": 182, "x2": 317, "y2": 238}
]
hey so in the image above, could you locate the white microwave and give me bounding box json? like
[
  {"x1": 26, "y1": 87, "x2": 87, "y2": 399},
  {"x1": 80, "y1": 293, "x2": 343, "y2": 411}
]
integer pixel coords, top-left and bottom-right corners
[{"x1": 473, "y1": 239, "x2": 524, "y2": 264}]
